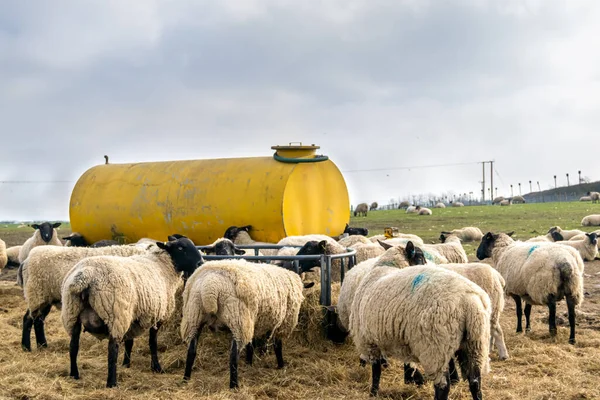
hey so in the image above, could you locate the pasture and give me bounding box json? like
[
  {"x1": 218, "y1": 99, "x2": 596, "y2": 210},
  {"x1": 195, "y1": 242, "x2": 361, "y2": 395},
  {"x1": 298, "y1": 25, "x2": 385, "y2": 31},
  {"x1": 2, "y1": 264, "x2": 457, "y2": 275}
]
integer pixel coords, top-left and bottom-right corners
[{"x1": 1, "y1": 202, "x2": 600, "y2": 399}]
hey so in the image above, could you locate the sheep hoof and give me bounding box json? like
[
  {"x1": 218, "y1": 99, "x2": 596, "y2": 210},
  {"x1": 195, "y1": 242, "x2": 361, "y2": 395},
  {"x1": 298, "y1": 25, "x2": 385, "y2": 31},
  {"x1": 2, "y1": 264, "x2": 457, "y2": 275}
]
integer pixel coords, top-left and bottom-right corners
[
  {"x1": 151, "y1": 363, "x2": 164, "y2": 373},
  {"x1": 37, "y1": 342, "x2": 48, "y2": 349},
  {"x1": 499, "y1": 355, "x2": 509, "y2": 361},
  {"x1": 549, "y1": 328, "x2": 557, "y2": 336},
  {"x1": 569, "y1": 338, "x2": 576, "y2": 345},
  {"x1": 21, "y1": 345, "x2": 31, "y2": 352},
  {"x1": 106, "y1": 382, "x2": 117, "y2": 388}
]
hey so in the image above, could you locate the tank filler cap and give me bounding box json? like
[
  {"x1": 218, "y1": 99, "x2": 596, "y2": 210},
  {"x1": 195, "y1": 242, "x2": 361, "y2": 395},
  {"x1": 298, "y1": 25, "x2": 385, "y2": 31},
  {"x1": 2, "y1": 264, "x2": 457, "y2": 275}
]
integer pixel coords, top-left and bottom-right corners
[{"x1": 271, "y1": 142, "x2": 329, "y2": 163}]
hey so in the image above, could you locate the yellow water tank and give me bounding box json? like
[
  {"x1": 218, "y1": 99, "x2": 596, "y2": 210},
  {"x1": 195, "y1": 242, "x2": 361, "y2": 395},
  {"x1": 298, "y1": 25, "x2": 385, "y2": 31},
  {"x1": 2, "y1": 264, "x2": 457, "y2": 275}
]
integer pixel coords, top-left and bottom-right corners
[{"x1": 69, "y1": 144, "x2": 350, "y2": 245}]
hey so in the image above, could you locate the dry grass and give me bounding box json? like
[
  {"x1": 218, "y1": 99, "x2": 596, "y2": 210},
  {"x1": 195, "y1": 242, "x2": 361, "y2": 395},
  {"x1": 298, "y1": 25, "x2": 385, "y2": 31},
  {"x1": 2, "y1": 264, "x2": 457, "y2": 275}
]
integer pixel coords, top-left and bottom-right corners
[{"x1": 1, "y1": 259, "x2": 600, "y2": 400}]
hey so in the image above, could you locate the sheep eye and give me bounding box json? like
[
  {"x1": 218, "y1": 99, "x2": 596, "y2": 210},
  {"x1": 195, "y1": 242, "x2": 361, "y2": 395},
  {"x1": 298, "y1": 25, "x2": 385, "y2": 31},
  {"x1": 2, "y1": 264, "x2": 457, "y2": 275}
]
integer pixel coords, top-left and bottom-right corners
[{"x1": 178, "y1": 246, "x2": 183, "y2": 251}]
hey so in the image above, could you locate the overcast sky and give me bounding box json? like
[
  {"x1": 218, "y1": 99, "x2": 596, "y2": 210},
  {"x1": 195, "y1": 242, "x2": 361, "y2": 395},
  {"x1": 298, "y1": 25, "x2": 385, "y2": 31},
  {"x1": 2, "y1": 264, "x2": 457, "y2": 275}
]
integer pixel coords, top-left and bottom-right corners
[{"x1": 1, "y1": 0, "x2": 598, "y2": 220}]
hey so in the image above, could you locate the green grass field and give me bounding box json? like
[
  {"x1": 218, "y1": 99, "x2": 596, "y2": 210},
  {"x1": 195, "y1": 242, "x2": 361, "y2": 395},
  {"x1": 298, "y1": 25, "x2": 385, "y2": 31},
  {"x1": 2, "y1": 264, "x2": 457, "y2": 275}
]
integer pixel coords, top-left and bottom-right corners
[{"x1": 350, "y1": 202, "x2": 600, "y2": 256}]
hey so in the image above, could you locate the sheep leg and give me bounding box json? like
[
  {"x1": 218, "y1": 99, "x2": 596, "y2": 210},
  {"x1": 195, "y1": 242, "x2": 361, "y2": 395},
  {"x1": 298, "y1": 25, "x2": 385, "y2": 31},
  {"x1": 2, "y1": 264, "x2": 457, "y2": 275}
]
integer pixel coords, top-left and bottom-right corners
[
  {"x1": 183, "y1": 330, "x2": 201, "y2": 381},
  {"x1": 245, "y1": 341, "x2": 254, "y2": 365},
  {"x1": 567, "y1": 294, "x2": 577, "y2": 345},
  {"x1": 229, "y1": 339, "x2": 240, "y2": 389},
  {"x1": 33, "y1": 304, "x2": 52, "y2": 348},
  {"x1": 468, "y1": 365, "x2": 482, "y2": 400},
  {"x1": 433, "y1": 370, "x2": 451, "y2": 400},
  {"x1": 524, "y1": 303, "x2": 532, "y2": 332},
  {"x1": 69, "y1": 320, "x2": 82, "y2": 380},
  {"x1": 448, "y1": 358, "x2": 460, "y2": 384},
  {"x1": 493, "y1": 323, "x2": 509, "y2": 360},
  {"x1": 274, "y1": 338, "x2": 285, "y2": 369},
  {"x1": 21, "y1": 309, "x2": 34, "y2": 352},
  {"x1": 106, "y1": 337, "x2": 119, "y2": 388},
  {"x1": 122, "y1": 339, "x2": 134, "y2": 367},
  {"x1": 511, "y1": 295, "x2": 523, "y2": 333},
  {"x1": 149, "y1": 325, "x2": 164, "y2": 373},
  {"x1": 370, "y1": 359, "x2": 383, "y2": 397},
  {"x1": 403, "y1": 363, "x2": 424, "y2": 385},
  {"x1": 547, "y1": 294, "x2": 557, "y2": 337}
]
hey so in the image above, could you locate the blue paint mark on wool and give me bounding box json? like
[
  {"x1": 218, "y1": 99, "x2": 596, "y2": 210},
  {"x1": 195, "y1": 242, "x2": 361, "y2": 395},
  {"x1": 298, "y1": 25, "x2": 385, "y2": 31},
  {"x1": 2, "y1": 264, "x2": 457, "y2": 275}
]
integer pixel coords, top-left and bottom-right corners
[
  {"x1": 528, "y1": 245, "x2": 539, "y2": 257},
  {"x1": 411, "y1": 273, "x2": 428, "y2": 292},
  {"x1": 423, "y1": 251, "x2": 436, "y2": 263}
]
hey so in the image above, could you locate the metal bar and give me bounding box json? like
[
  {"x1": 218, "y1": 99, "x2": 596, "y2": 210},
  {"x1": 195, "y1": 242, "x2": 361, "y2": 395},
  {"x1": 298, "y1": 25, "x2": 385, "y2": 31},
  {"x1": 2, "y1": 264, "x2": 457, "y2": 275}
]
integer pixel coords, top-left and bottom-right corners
[
  {"x1": 293, "y1": 259, "x2": 300, "y2": 275},
  {"x1": 340, "y1": 258, "x2": 345, "y2": 283}
]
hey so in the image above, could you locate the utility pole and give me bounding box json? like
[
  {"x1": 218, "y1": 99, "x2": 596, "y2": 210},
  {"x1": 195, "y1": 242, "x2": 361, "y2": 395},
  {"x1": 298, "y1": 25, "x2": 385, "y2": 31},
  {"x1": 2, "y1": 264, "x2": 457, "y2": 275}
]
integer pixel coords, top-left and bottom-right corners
[
  {"x1": 529, "y1": 180, "x2": 532, "y2": 193},
  {"x1": 537, "y1": 181, "x2": 541, "y2": 191},
  {"x1": 495, "y1": 187, "x2": 498, "y2": 198},
  {"x1": 566, "y1": 173, "x2": 570, "y2": 187},
  {"x1": 578, "y1": 170, "x2": 582, "y2": 184},
  {"x1": 518, "y1": 183, "x2": 521, "y2": 195},
  {"x1": 554, "y1": 175, "x2": 557, "y2": 189},
  {"x1": 482, "y1": 162, "x2": 486, "y2": 202},
  {"x1": 510, "y1": 184, "x2": 513, "y2": 197},
  {"x1": 490, "y1": 161, "x2": 494, "y2": 203}
]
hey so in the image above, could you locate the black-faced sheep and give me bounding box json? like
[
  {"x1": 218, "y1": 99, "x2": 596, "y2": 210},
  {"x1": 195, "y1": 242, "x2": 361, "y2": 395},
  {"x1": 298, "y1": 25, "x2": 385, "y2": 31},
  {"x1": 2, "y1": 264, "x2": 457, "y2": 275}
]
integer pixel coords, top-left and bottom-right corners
[
  {"x1": 63, "y1": 232, "x2": 119, "y2": 248},
  {"x1": 343, "y1": 223, "x2": 368, "y2": 236},
  {"x1": 18, "y1": 222, "x2": 63, "y2": 263},
  {"x1": 551, "y1": 231, "x2": 598, "y2": 261}
]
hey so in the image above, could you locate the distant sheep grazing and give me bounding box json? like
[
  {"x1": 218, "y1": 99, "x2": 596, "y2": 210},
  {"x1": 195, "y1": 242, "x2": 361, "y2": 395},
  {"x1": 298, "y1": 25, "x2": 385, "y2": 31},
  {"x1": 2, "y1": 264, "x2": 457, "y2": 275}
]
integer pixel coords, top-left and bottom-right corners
[
  {"x1": 452, "y1": 201, "x2": 465, "y2": 207},
  {"x1": 354, "y1": 203, "x2": 369, "y2": 217},
  {"x1": 587, "y1": 191, "x2": 600, "y2": 204},
  {"x1": 343, "y1": 223, "x2": 368, "y2": 236},
  {"x1": 580, "y1": 196, "x2": 592, "y2": 202},
  {"x1": 405, "y1": 205, "x2": 418, "y2": 214},
  {"x1": 417, "y1": 206, "x2": 432, "y2": 215},
  {"x1": 398, "y1": 201, "x2": 411, "y2": 209},
  {"x1": 492, "y1": 196, "x2": 505, "y2": 205},
  {"x1": 18, "y1": 222, "x2": 63, "y2": 263},
  {"x1": 440, "y1": 227, "x2": 484, "y2": 243},
  {"x1": 61, "y1": 237, "x2": 203, "y2": 387},
  {"x1": 477, "y1": 231, "x2": 584, "y2": 344},
  {"x1": 370, "y1": 202, "x2": 378, "y2": 211},
  {"x1": 510, "y1": 195, "x2": 525, "y2": 204},
  {"x1": 434, "y1": 202, "x2": 446, "y2": 208},
  {"x1": 500, "y1": 200, "x2": 510, "y2": 206},
  {"x1": 581, "y1": 215, "x2": 600, "y2": 227}
]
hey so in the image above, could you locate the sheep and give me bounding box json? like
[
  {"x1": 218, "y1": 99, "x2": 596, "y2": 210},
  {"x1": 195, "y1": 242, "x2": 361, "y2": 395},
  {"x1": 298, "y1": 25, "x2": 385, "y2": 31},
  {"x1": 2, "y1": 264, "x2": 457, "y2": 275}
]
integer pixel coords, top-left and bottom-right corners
[
  {"x1": 350, "y1": 264, "x2": 491, "y2": 398},
  {"x1": 434, "y1": 202, "x2": 446, "y2": 208},
  {"x1": 371, "y1": 233, "x2": 424, "y2": 246},
  {"x1": 222, "y1": 225, "x2": 278, "y2": 256},
  {"x1": 500, "y1": 200, "x2": 510, "y2": 206},
  {"x1": 579, "y1": 196, "x2": 592, "y2": 202},
  {"x1": 18, "y1": 243, "x2": 154, "y2": 351},
  {"x1": 343, "y1": 223, "x2": 368, "y2": 236},
  {"x1": 180, "y1": 258, "x2": 308, "y2": 389},
  {"x1": 0, "y1": 239, "x2": 7, "y2": 270},
  {"x1": 378, "y1": 238, "x2": 447, "y2": 263},
  {"x1": 587, "y1": 191, "x2": 600, "y2": 203},
  {"x1": 406, "y1": 205, "x2": 418, "y2": 214},
  {"x1": 511, "y1": 195, "x2": 525, "y2": 204},
  {"x1": 338, "y1": 235, "x2": 371, "y2": 247},
  {"x1": 201, "y1": 237, "x2": 246, "y2": 256},
  {"x1": 438, "y1": 263, "x2": 508, "y2": 361},
  {"x1": 370, "y1": 202, "x2": 378, "y2": 211},
  {"x1": 551, "y1": 231, "x2": 599, "y2": 261},
  {"x1": 476, "y1": 231, "x2": 584, "y2": 344},
  {"x1": 492, "y1": 196, "x2": 505, "y2": 205},
  {"x1": 440, "y1": 227, "x2": 484, "y2": 243},
  {"x1": 398, "y1": 201, "x2": 411, "y2": 209},
  {"x1": 581, "y1": 214, "x2": 600, "y2": 227},
  {"x1": 417, "y1": 206, "x2": 433, "y2": 215},
  {"x1": 352, "y1": 242, "x2": 385, "y2": 265},
  {"x1": 354, "y1": 203, "x2": 369, "y2": 217},
  {"x1": 452, "y1": 201, "x2": 465, "y2": 207},
  {"x1": 4, "y1": 245, "x2": 21, "y2": 268},
  {"x1": 62, "y1": 232, "x2": 119, "y2": 247},
  {"x1": 526, "y1": 235, "x2": 552, "y2": 243},
  {"x1": 18, "y1": 222, "x2": 63, "y2": 263},
  {"x1": 547, "y1": 226, "x2": 586, "y2": 240},
  {"x1": 61, "y1": 237, "x2": 203, "y2": 388},
  {"x1": 381, "y1": 237, "x2": 462, "y2": 264},
  {"x1": 569, "y1": 229, "x2": 600, "y2": 242}
]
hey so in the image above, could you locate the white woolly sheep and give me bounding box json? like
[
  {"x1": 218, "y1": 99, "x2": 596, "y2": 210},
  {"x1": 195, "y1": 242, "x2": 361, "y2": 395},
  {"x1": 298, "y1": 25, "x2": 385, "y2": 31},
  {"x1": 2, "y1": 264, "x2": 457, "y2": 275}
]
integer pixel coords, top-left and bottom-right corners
[
  {"x1": 418, "y1": 206, "x2": 433, "y2": 215},
  {"x1": 0, "y1": 239, "x2": 7, "y2": 270},
  {"x1": 18, "y1": 222, "x2": 63, "y2": 263},
  {"x1": 201, "y1": 237, "x2": 246, "y2": 256},
  {"x1": 477, "y1": 232, "x2": 584, "y2": 344},
  {"x1": 338, "y1": 235, "x2": 371, "y2": 247},
  {"x1": 500, "y1": 200, "x2": 510, "y2": 206},
  {"x1": 381, "y1": 237, "x2": 462, "y2": 263},
  {"x1": 370, "y1": 233, "x2": 424, "y2": 246},
  {"x1": 406, "y1": 205, "x2": 418, "y2": 213},
  {"x1": 5, "y1": 245, "x2": 21, "y2": 268},
  {"x1": 452, "y1": 201, "x2": 465, "y2": 207},
  {"x1": 440, "y1": 227, "x2": 484, "y2": 243},
  {"x1": 18, "y1": 244, "x2": 151, "y2": 351},
  {"x1": 438, "y1": 263, "x2": 508, "y2": 361},
  {"x1": 551, "y1": 231, "x2": 598, "y2": 261},
  {"x1": 526, "y1": 235, "x2": 552, "y2": 243},
  {"x1": 354, "y1": 202, "x2": 369, "y2": 217},
  {"x1": 587, "y1": 191, "x2": 600, "y2": 203},
  {"x1": 569, "y1": 229, "x2": 600, "y2": 242},
  {"x1": 510, "y1": 195, "x2": 525, "y2": 204},
  {"x1": 579, "y1": 196, "x2": 592, "y2": 202},
  {"x1": 434, "y1": 202, "x2": 446, "y2": 208},
  {"x1": 581, "y1": 214, "x2": 600, "y2": 227},
  {"x1": 350, "y1": 265, "x2": 491, "y2": 398},
  {"x1": 222, "y1": 225, "x2": 278, "y2": 256},
  {"x1": 180, "y1": 258, "x2": 308, "y2": 389},
  {"x1": 492, "y1": 196, "x2": 505, "y2": 205},
  {"x1": 61, "y1": 237, "x2": 203, "y2": 387},
  {"x1": 352, "y1": 242, "x2": 385, "y2": 265},
  {"x1": 379, "y1": 239, "x2": 448, "y2": 264},
  {"x1": 547, "y1": 226, "x2": 585, "y2": 240}
]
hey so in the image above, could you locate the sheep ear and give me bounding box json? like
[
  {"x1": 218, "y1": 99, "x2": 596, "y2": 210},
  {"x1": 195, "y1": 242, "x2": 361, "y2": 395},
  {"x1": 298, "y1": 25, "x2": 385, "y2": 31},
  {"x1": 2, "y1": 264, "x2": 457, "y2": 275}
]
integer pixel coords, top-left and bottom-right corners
[
  {"x1": 303, "y1": 282, "x2": 315, "y2": 289},
  {"x1": 52, "y1": 222, "x2": 62, "y2": 228},
  {"x1": 242, "y1": 225, "x2": 252, "y2": 231},
  {"x1": 167, "y1": 235, "x2": 177, "y2": 241},
  {"x1": 319, "y1": 240, "x2": 327, "y2": 250},
  {"x1": 485, "y1": 232, "x2": 494, "y2": 240},
  {"x1": 156, "y1": 241, "x2": 168, "y2": 250},
  {"x1": 378, "y1": 240, "x2": 393, "y2": 250},
  {"x1": 31, "y1": 224, "x2": 40, "y2": 230},
  {"x1": 506, "y1": 231, "x2": 515, "y2": 237},
  {"x1": 234, "y1": 247, "x2": 245, "y2": 255},
  {"x1": 405, "y1": 241, "x2": 415, "y2": 258}
]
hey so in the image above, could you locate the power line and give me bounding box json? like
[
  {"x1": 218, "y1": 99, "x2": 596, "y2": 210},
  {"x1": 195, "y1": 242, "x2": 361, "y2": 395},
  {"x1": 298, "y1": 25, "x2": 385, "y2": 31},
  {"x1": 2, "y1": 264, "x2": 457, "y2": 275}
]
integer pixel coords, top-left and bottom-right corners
[
  {"x1": 0, "y1": 180, "x2": 74, "y2": 184},
  {"x1": 341, "y1": 161, "x2": 482, "y2": 173}
]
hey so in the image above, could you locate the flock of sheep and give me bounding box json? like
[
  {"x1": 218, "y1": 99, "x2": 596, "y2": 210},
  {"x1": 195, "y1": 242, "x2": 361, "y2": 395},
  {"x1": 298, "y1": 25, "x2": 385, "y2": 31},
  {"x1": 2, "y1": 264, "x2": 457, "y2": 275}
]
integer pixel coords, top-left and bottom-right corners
[{"x1": 1, "y1": 214, "x2": 599, "y2": 399}]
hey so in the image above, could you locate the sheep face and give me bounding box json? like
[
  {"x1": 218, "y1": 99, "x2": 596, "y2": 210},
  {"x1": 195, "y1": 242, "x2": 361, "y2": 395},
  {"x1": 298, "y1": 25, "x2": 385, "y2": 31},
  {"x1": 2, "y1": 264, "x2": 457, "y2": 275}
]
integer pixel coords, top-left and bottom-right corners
[
  {"x1": 203, "y1": 239, "x2": 245, "y2": 256},
  {"x1": 551, "y1": 231, "x2": 565, "y2": 242},
  {"x1": 156, "y1": 237, "x2": 204, "y2": 278},
  {"x1": 223, "y1": 225, "x2": 252, "y2": 241},
  {"x1": 63, "y1": 233, "x2": 88, "y2": 247},
  {"x1": 294, "y1": 240, "x2": 328, "y2": 273},
  {"x1": 586, "y1": 232, "x2": 598, "y2": 246},
  {"x1": 344, "y1": 224, "x2": 369, "y2": 236},
  {"x1": 439, "y1": 233, "x2": 449, "y2": 243},
  {"x1": 476, "y1": 232, "x2": 509, "y2": 260},
  {"x1": 406, "y1": 242, "x2": 427, "y2": 266},
  {"x1": 31, "y1": 222, "x2": 61, "y2": 243},
  {"x1": 167, "y1": 233, "x2": 187, "y2": 241}
]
